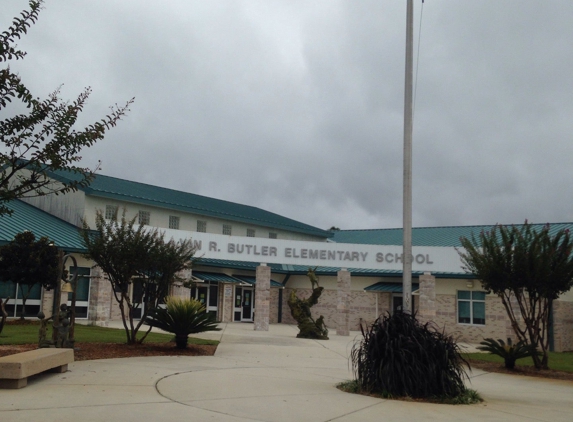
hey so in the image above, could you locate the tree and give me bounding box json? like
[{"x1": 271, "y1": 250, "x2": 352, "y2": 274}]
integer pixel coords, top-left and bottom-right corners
[
  {"x1": 145, "y1": 297, "x2": 220, "y2": 349},
  {"x1": 0, "y1": 0, "x2": 133, "y2": 216},
  {"x1": 79, "y1": 210, "x2": 196, "y2": 344},
  {"x1": 459, "y1": 222, "x2": 573, "y2": 369},
  {"x1": 0, "y1": 231, "x2": 60, "y2": 319}
]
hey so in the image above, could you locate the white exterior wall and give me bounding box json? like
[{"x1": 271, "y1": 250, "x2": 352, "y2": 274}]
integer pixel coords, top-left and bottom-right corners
[
  {"x1": 20, "y1": 189, "x2": 86, "y2": 227},
  {"x1": 84, "y1": 196, "x2": 327, "y2": 242}
]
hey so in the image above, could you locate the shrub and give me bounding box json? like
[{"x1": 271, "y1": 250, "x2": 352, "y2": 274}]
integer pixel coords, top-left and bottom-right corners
[
  {"x1": 144, "y1": 297, "x2": 220, "y2": 349},
  {"x1": 351, "y1": 312, "x2": 471, "y2": 399},
  {"x1": 477, "y1": 338, "x2": 539, "y2": 369}
]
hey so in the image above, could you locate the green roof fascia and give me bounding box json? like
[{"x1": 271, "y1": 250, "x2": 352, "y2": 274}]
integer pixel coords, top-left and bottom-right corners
[
  {"x1": 192, "y1": 271, "x2": 243, "y2": 283},
  {"x1": 0, "y1": 200, "x2": 87, "y2": 253},
  {"x1": 47, "y1": 169, "x2": 332, "y2": 239},
  {"x1": 196, "y1": 258, "x2": 472, "y2": 278},
  {"x1": 331, "y1": 222, "x2": 573, "y2": 247},
  {"x1": 232, "y1": 275, "x2": 284, "y2": 288},
  {"x1": 364, "y1": 282, "x2": 420, "y2": 293}
]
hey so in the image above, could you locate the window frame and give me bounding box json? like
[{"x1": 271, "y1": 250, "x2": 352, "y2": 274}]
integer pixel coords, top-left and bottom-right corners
[
  {"x1": 169, "y1": 215, "x2": 180, "y2": 230},
  {"x1": 197, "y1": 220, "x2": 207, "y2": 233},
  {"x1": 246, "y1": 228, "x2": 255, "y2": 237},
  {"x1": 269, "y1": 232, "x2": 277, "y2": 239},
  {"x1": 222, "y1": 224, "x2": 232, "y2": 235},
  {"x1": 457, "y1": 290, "x2": 486, "y2": 325},
  {"x1": 105, "y1": 205, "x2": 118, "y2": 220},
  {"x1": 138, "y1": 210, "x2": 150, "y2": 226}
]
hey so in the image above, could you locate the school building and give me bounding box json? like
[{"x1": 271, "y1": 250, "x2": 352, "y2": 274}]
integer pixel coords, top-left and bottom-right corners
[{"x1": 1, "y1": 170, "x2": 572, "y2": 351}]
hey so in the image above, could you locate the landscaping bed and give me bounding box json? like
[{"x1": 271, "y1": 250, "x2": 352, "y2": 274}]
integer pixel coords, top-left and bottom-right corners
[
  {"x1": 0, "y1": 341, "x2": 216, "y2": 361},
  {"x1": 468, "y1": 359, "x2": 573, "y2": 382}
]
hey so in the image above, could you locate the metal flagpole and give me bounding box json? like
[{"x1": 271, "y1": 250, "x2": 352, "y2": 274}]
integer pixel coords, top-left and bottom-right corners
[{"x1": 402, "y1": 0, "x2": 414, "y2": 313}]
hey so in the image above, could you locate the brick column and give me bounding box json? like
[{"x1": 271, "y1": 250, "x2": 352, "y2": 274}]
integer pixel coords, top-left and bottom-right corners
[
  {"x1": 418, "y1": 272, "x2": 436, "y2": 323},
  {"x1": 337, "y1": 268, "x2": 351, "y2": 336},
  {"x1": 254, "y1": 263, "x2": 270, "y2": 331},
  {"x1": 87, "y1": 266, "x2": 112, "y2": 327}
]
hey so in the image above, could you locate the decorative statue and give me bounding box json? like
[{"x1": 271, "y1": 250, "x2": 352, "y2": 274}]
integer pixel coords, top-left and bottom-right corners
[
  {"x1": 287, "y1": 268, "x2": 329, "y2": 340},
  {"x1": 37, "y1": 311, "x2": 54, "y2": 348}
]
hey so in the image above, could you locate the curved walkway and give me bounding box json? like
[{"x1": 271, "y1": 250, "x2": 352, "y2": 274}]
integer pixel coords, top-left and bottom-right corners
[{"x1": 1, "y1": 323, "x2": 571, "y2": 421}]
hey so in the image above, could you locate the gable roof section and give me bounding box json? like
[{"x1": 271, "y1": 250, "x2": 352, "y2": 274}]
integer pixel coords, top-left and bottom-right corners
[
  {"x1": 0, "y1": 200, "x2": 87, "y2": 253},
  {"x1": 48, "y1": 170, "x2": 331, "y2": 239},
  {"x1": 331, "y1": 223, "x2": 573, "y2": 247}
]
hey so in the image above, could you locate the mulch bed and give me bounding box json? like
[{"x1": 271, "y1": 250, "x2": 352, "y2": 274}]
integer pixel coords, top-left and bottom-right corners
[
  {"x1": 468, "y1": 359, "x2": 573, "y2": 382},
  {"x1": 0, "y1": 342, "x2": 217, "y2": 361}
]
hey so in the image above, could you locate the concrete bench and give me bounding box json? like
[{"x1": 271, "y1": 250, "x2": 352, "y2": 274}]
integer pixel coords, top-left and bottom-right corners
[{"x1": 0, "y1": 348, "x2": 74, "y2": 389}]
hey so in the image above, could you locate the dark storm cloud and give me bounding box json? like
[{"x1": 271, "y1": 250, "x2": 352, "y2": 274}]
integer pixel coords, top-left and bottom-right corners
[{"x1": 2, "y1": 0, "x2": 573, "y2": 230}]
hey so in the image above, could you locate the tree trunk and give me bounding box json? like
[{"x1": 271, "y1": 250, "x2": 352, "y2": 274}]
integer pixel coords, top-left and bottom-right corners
[
  {"x1": 0, "y1": 297, "x2": 9, "y2": 334},
  {"x1": 175, "y1": 334, "x2": 188, "y2": 349}
]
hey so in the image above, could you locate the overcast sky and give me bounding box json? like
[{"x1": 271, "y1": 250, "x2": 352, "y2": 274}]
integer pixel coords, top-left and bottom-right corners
[{"x1": 3, "y1": 1, "x2": 573, "y2": 231}]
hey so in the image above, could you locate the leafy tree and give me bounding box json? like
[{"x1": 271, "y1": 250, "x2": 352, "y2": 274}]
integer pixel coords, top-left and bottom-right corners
[
  {"x1": 79, "y1": 210, "x2": 196, "y2": 344},
  {"x1": 0, "y1": 0, "x2": 133, "y2": 216},
  {"x1": 459, "y1": 222, "x2": 573, "y2": 369},
  {"x1": 0, "y1": 231, "x2": 59, "y2": 319}
]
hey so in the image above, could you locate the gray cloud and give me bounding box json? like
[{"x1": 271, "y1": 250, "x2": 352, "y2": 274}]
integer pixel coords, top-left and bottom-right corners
[{"x1": 2, "y1": 0, "x2": 573, "y2": 230}]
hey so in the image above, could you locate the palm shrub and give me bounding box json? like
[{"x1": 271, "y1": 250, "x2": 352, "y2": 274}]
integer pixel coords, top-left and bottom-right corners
[
  {"x1": 477, "y1": 338, "x2": 539, "y2": 369},
  {"x1": 144, "y1": 297, "x2": 221, "y2": 349},
  {"x1": 351, "y1": 312, "x2": 470, "y2": 399}
]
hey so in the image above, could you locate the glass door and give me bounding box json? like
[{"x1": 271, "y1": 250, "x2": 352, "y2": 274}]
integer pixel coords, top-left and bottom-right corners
[{"x1": 241, "y1": 288, "x2": 254, "y2": 321}]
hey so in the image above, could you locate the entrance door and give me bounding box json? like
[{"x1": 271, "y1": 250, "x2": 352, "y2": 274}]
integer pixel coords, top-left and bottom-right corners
[
  {"x1": 241, "y1": 288, "x2": 253, "y2": 321},
  {"x1": 196, "y1": 286, "x2": 208, "y2": 306},
  {"x1": 392, "y1": 294, "x2": 415, "y2": 314}
]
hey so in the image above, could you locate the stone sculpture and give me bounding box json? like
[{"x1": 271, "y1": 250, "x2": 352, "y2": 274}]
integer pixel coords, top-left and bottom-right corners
[{"x1": 287, "y1": 268, "x2": 329, "y2": 340}]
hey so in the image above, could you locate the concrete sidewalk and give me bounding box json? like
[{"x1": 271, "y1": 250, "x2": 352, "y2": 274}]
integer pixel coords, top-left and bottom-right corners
[{"x1": 1, "y1": 323, "x2": 572, "y2": 421}]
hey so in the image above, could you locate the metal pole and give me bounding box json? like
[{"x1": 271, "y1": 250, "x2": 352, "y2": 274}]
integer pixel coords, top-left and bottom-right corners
[{"x1": 402, "y1": 0, "x2": 414, "y2": 313}]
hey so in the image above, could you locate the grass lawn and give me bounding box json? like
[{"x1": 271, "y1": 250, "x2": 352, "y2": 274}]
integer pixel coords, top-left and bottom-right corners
[
  {"x1": 463, "y1": 352, "x2": 573, "y2": 373},
  {"x1": 0, "y1": 321, "x2": 218, "y2": 346}
]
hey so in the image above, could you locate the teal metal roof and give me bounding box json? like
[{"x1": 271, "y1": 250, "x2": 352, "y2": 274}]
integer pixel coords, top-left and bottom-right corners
[
  {"x1": 0, "y1": 200, "x2": 87, "y2": 253},
  {"x1": 192, "y1": 271, "x2": 242, "y2": 283},
  {"x1": 331, "y1": 222, "x2": 573, "y2": 247},
  {"x1": 232, "y1": 275, "x2": 284, "y2": 288},
  {"x1": 197, "y1": 258, "x2": 471, "y2": 278},
  {"x1": 364, "y1": 282, "x2": 419, "y2": 293},
  {"x1": 48, "y1": 169, "x2": 331, "y2": 239}
]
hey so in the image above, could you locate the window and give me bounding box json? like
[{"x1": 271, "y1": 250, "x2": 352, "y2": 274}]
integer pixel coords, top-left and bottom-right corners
[
  {"x1": 138, "y1": 210, "x2": 150, "y2": 225},
  {"x1": 247, "y1": 228, "x2": 255, "y2": 237},
  {"x1": 197, "y1": 220, "x2": 207, "y2": 233},
  {"x1": 458, "y1": 291, "x2": 486, "y2": 325},
  {"x1": 269, "y1": 232, "x2": 277, "y2": 239},
  {"x1": 169, "y1": 215, "x2": 180, "y2": 230},
  {"x1": 223, "y1": 224, "x2": 232, "y2": 235},
  {"x1": 105, "y1": 205, "x2": 118, "y2": 220},
  {"x1": 67, "y1": 267, "x2": 91, "y2": 319},
  {"x1": 0, "y1": 280, "x2": 42, "y2": 318}
]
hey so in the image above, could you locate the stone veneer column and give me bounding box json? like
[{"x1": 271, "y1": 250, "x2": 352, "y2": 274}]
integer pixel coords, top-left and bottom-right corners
[
  {"x1": 171, "y1": 268, "x2": 192, "y2": 299},
  {"x1": 418, "y1": 272, "x2": 436, "y2": 323},
  {"x1": 337, "y1": 268, "x2": 351, "y2": 336},
  {"x1": 87, "y1": 266, "x2": 112, "y2": 327},
  {"x1": 254, "y1": 263, "x2": 270, "y2": 331},
  {"x1": 41, "y1": 289, "x2": 55, "y2": 318}
]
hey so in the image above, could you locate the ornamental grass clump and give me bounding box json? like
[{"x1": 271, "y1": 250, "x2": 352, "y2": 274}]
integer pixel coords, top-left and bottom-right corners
[
  {"x1": 145, "y1": 297, "x2": 220, "y2": 349},
  {"x1": 351, "y1": 312, "x2": 471, "y2": 399},
  {"x1": 477, "y1": 338, "x2": 539, "y2": 369}
]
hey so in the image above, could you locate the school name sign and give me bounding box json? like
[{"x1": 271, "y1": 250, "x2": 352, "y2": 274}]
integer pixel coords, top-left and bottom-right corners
[{"x1": 162, "y1": 229, "x2": 464, "y2": 273}]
